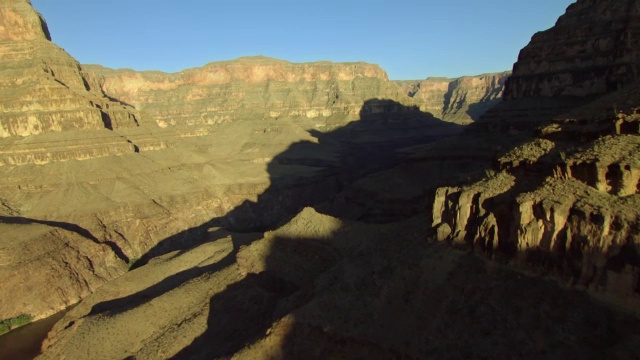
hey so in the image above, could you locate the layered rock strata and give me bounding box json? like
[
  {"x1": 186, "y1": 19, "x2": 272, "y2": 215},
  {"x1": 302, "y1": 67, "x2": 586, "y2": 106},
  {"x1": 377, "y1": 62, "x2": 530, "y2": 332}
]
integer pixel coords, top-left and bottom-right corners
[
  {"x1": 431, "y1": 0, "x2": 640, "y2": 300},
  {"x1": 15, "y1": 0, "x2": 640, "y2": 357},
  {"x1": 83, "y1": 57, "x2": 410, "y2": 128},
  {"x1": 479, "y1": 0, "x2": 640, "y2": 130},
  {"x1": 395, "y1": 71, "x2": 510, "y2": 124},
  {"x1": 0, "y1": 0, "x2": 139, "y2": 138},
  {"x1": 0, "y1": 5, "x2": 459, "y2": 327},
  {"x1": 504, "y1": 0, "x2": 640, "y2": 99}
]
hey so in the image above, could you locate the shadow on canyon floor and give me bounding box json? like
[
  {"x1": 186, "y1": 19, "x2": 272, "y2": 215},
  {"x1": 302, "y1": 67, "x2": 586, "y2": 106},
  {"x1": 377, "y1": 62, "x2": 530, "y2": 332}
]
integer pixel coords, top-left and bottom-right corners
[
  {"x1": 466, "y1": 98, "x2": 502, "y2": 121},
  {"x1": 130, "y1": 99, "x2": 463, "y2": 269},
  {"x1": 89, "y1": 99, "x2": 461, "y2": 315},
  {"x1": 85, "y1": 98, "x2": 640, "y2": 358}
]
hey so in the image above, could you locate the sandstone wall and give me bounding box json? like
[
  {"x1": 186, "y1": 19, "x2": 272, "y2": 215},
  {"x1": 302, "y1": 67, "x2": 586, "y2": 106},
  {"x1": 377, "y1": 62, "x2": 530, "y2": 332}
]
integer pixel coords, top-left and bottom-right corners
[
  {"x1": 504, "y1": 0, "x2": 640, "y2": 100},
  {"x1": 0, "y1": 0, "x2": 139, "y2": 138},
  {"x1": 395, "y1": 72, "x2": 510, "y2": 124},
  {"x1": 432, "y1": 165, "x2": 640, "y2": 297},
  {"x1": 430, "y1": 0, "x2": 640, "y2": 301},
  {"x1": 0, "y1": 0, "x2": 50, "y2": 41},
  {"x1": 83, "y1": 57, "x2": 411, "y2": 128}
]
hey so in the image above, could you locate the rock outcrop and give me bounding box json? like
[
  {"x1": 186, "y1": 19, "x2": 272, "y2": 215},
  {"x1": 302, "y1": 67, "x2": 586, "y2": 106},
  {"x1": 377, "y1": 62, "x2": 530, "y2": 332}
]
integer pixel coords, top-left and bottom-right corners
[
  {"x1": 0, "y1": 0, "x2": 139, "y2": 138},
  {"x1": 431, "y1": 0, "x2": 640, "y2": 301},
  {"x1": 395, "y1": 71, "x2": 510, "y2": 124},
  {"x1": 479, "y1": 0, "x2": 640, "y2": 129},
  {"x1": 0, "y1": 0, "x2": 50, "y2": 41},
  {"x1": 504, "y1": 0, "x2": 640, "y2": 99}
]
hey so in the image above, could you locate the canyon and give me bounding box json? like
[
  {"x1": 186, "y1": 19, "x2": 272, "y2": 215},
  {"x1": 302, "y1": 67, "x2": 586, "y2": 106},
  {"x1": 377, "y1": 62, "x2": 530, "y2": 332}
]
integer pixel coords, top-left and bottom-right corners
[
  {"x1": 0, "y1": 0, "x2": 505, "y2": 329},
  {"x1": 0, "y1": 0, "x2": 639, "y2": 359}
]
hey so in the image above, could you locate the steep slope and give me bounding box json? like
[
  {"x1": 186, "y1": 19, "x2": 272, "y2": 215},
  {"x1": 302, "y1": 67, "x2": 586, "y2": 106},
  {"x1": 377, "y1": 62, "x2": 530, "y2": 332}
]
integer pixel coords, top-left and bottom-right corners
[
  {"x1": 432, "y1": 0, "x2": 640, "y2": 301},
  {"x1": 395, "y1": 71, "x2": 510, "y2": 124},
  {"x1": 480, "y1": 0, "x2": 640, "y2": 128},
  {"x1": 504, "y1": 0, "x2": 640, "y2": 99},
  {"x1": 0, "y1": 0, "x2": 139, "y2": 138}
]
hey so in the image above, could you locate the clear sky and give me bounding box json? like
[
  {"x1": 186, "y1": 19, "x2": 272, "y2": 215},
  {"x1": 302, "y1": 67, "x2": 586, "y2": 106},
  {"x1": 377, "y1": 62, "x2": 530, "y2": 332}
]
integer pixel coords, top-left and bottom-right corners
[{"x1": 31, "y1": 0, "x2": 575, "y2": 80}]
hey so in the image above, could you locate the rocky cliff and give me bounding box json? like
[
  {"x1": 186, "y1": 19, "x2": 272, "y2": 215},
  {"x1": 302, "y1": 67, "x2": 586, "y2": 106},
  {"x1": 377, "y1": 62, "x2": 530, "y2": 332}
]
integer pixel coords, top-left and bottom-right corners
[
  {"x1": 480, "y1": 0, "x2": 640, "y2": 129},
  {"x1": 0, "y1": 0, "x2": 139, "y2": 138},
  {"x1": 431, "y1": 0, "x2": 640, "y2": 301},
  {"x1": 395, "y1": 71, "x2": 510, "y2": 124},
  {"x1": 0, "y1": 0, "x2": 50, "y2": 41},
  {"x1": 504, "y1": 0, "x2": 640, "y2": 99},
  {"x1": 83, "y1": 57, "x2": 409, "y2": 128}
]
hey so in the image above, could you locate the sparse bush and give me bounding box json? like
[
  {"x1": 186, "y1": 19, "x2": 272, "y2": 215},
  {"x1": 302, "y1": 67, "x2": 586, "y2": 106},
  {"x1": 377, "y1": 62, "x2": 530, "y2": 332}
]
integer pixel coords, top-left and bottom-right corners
[
  {"x1": 559, "y1": 150, "x2": 567, "y2": 162},
  {"x1": 0, "y1": 314, "x2": 32, "y2": 335},
  {"x1": 484, "y1": 168, "x2": 497, "y2": 179},
  {"x1": 127, "y1": 258, "x2": 139, "y2": 271}
]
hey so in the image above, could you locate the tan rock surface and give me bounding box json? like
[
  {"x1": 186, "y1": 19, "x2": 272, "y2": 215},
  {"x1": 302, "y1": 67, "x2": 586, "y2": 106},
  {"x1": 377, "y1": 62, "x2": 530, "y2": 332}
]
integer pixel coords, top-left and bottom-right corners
[
  {"x1": 395, "y1": 71, "x2": 510, "y2": 124},
  {"x1": 83, "y1": 57, "x2": 410, "y2": 129},
  {"x1": 0, "y1": 0, "x2": 139, "y2": 138},
  {"x1": 428, "y1": 0, "x2": 640, "y2": 302},
  {"x1": 0, "y1": 0, "x2": 465, "y2": 326},
  {"x1": 39, "y1": 209, "x2": 640, "y2": 359},
  {"x1": 0, "y1": 0, "x2": 50, "y2": 41},
  {"x1": 0, "y1": 98, "x2": 457, "y2": 323},
  {"x1": 0, "y1": 121, "x2": 310, "y2": 322},
  {"x1": 504, "y1": 0, "x2": 640, "y2": 99}
]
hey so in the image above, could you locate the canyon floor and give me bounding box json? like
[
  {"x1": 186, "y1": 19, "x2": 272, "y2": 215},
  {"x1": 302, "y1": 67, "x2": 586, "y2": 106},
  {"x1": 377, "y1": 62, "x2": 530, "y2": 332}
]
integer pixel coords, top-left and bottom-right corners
[{"x1": 35, "y1": 208, "x2": 640, "y2": 359}]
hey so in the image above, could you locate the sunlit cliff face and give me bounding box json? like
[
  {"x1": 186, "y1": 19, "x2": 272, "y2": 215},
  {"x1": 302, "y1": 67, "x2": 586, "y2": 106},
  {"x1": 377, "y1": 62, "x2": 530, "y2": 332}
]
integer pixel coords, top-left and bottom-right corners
[{"x1": 0, "y1": 0, "x2": 50, "y2": 41}]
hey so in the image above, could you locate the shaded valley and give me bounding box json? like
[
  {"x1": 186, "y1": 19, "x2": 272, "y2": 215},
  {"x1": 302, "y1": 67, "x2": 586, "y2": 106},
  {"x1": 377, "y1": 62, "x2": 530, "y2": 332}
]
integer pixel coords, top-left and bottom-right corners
[{"x1": 1, "y1": 0, "x2": 640, "y2": 359}]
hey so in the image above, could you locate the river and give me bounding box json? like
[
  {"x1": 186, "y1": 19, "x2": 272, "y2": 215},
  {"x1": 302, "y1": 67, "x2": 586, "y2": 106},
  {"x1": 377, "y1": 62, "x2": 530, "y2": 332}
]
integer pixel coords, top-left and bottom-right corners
[{"x1": 0, "y1": 310, "x2": 68, "y2": 360}]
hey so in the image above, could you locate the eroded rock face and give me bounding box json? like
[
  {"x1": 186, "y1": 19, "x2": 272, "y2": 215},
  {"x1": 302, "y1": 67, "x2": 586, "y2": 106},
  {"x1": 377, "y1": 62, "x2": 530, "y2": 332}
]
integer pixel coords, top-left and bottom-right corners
[
  {"x1": 432, "y1": 170, "x2": 640, "y2": 295},
  {"x1": 0, "y1": 0, "x2": 138, "y2": 138},
  {"x1": 83, "y1": 57, "x2": 409, "y2": 128},
  {"x1": 395, "y1": 71, "x2": 510, "y2": 124},
  {"x1": 480, "y1": 0, "x2": 640, "y2": 130},
  {"x1": 504, "y1": 0, "x2": 640, "y2": 99},
  {"x1": 429, "y1": 0, "x2": 640, "y2": 302},
  {"x1": 0, "y1": 0, "x2": 50, "y2": 41},
  {"x1": 6, "y1": 0, "x2": 639, "y2": 357},
  {"x1": 432, "y1": 97, "x2": 640, "y2": 299}
]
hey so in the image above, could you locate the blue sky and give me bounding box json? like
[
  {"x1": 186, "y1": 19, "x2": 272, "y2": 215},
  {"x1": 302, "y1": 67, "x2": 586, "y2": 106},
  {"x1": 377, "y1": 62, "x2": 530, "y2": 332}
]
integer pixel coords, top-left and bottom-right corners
[{"x1": 31, "y1": 0, "x2": 575, "y2": 79}]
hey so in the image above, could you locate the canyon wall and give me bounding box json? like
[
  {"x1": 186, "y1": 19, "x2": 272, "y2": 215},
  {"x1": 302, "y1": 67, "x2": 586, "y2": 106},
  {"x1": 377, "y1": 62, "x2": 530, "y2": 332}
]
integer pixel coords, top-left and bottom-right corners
[
  {"x1": 7, "y1": 0, "x2": 640, "y2": 351},
  {"x1": 395, "y1": 72, "x2": 510, "y2": 124},
  {"x1": 83, "y1": 57, "x2": 410, "y2": 128},
  {"x1": 432, "y1": 0, "x2": 640, "y2": 300},
  {"x1": 504, "y1": 0, "x2": 640, "y2": 99},
  {"x1": 432, "y1": 135, "x2": 640, "y2": 296},
  {"x1": 0, "y1": 0, "x2": 139, "y2": 138}
]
